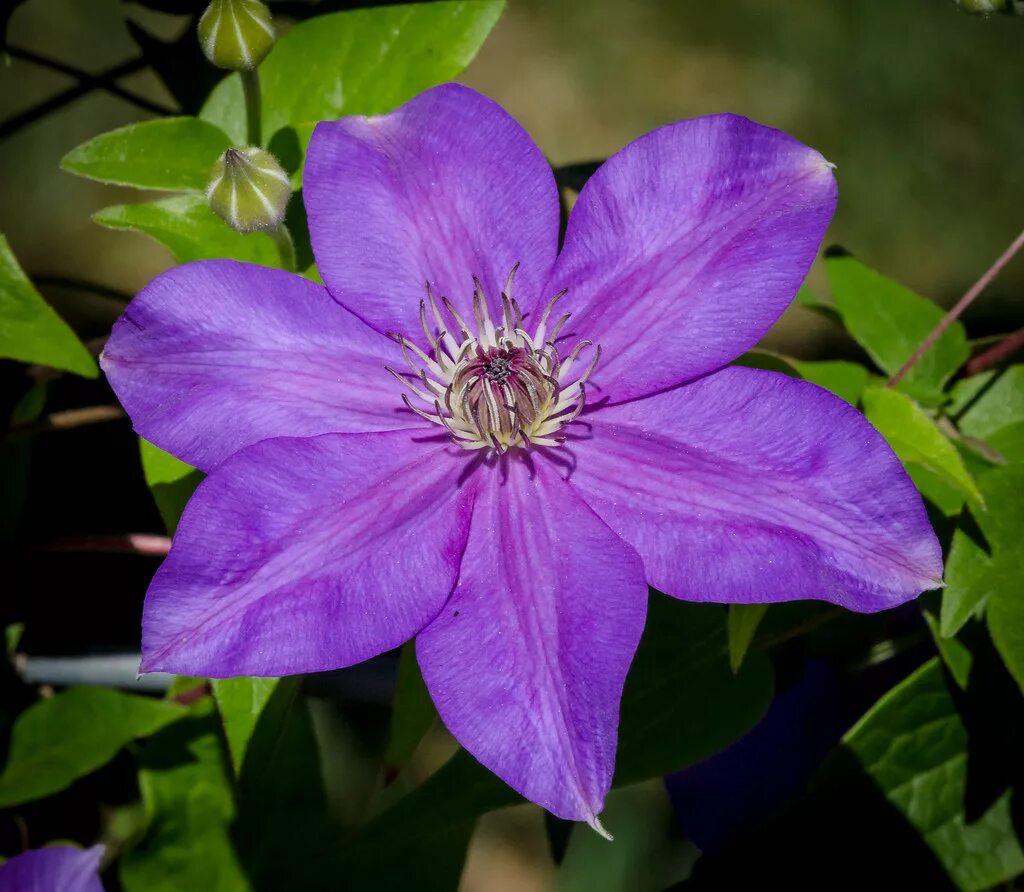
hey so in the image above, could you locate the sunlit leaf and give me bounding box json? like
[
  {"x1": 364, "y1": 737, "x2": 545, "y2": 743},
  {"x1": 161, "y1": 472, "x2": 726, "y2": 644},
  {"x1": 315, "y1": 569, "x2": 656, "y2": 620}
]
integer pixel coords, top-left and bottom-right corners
[
  {"x1": 61, "y1": 117, "x2": 232, "y2": 192},
  {"x1": 0, "y1": 687, "x2": 184, "y2": 807},
  {"x1": 791, "y1": 359, "x2": 870, "y2": 406},
  {"x1": 94, "y1": 195, "x2": 279, "y2": 266},
  {"x1": 201, "y1": 0, "x2": 505, "y2": 175},
  {"x1": 862, "y1": 386, "x2": 982, "y2": 508},
  {"x1": 211, "y1": 677, "x2": 278, "y2": 775},
  {"x1": 826, "y1": 255, "x2": 968, "y2": 404},
  {"x1": 0, "y1": 234, "x2": 96, "y2": 377},
  {"x1": 139, "y1": 439, "x2": 202, "y2": 534},
  {"x1": 953, "y1": 365, "x2": 1024, "y2": 442}
]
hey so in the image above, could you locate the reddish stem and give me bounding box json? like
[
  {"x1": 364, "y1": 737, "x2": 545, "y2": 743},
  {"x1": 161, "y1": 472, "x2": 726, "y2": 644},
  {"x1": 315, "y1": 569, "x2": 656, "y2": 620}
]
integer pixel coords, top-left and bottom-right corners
[
  {"x1": 37, "y1": 534, "x2": 171, "y2": 556},
  {"x1": 887, "y1": 226, "x2": 1024, "y2": 388},
  {"x1": 965, "y1": 327, "x2": 1024, "y2": 377}
]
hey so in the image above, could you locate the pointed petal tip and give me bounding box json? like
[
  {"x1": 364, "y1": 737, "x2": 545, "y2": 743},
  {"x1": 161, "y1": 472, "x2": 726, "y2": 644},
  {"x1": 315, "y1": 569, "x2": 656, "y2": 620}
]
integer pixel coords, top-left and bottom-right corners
[{"x1": 587, "y1": 814, "x2": 614, "y2": 842}]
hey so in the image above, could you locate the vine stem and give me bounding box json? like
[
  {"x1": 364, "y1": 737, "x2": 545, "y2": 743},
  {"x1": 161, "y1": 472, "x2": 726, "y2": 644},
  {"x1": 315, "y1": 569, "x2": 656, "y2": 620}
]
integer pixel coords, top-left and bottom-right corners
[
  {"x1": 965, "y1": 327, "x2": 1024, "y2": 376},
  {"x1": 36, "y1": 534, "x2": 171, "y2": 556},
  {"x1": 241, "y1": 67, "x2": 262, "y2": 146},
  {"x1": 0, "y1": 53, "x2": 172, "y2": 140},
  {"x1": 4, "y1": 46, "x2": 176, "y2": 117},
  {"x1": 5, "y1": 405, "x2": 123, "y2": 440},
  {"x1": 887, "y1": 225, "x2": 1024, "y2": 388}
]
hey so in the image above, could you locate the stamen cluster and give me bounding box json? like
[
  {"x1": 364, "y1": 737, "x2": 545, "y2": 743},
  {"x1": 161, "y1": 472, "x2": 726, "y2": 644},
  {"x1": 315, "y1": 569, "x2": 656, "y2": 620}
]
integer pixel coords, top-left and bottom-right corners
[{"x1": 387, "y1": 265, "x2": 600, "y2": 452}]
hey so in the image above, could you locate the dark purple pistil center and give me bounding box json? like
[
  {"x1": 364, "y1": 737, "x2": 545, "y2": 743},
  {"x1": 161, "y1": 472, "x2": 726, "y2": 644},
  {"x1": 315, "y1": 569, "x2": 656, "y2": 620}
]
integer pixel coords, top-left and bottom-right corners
[{"x1": 485, "y1": 356, "x2": 513, "y2": 382}]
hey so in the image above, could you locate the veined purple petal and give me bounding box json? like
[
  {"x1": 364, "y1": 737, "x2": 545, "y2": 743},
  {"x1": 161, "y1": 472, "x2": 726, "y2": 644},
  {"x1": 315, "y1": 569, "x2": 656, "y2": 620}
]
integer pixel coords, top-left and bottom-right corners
[
  {"x1": 0, "y1": 845, "x2": 104, "y2": 892},
  {"x1": 101, "y1": 260, "x2": 401, "y2": 473},
  {"x1": 305, "y1": 83, "x2": 560, "y2": 343},
  {"x1": 549, "y1": 114, "x2": 837, "y2": 403},
  {"x1": 570, "y1": 367, "x2": 942, "y2": 611},
  {"x1": 141, "y1": 430, "x2": 474, "y2": 676},
  {"x1": 417, "y1": 456, "x2": 647, "y2": 827}
]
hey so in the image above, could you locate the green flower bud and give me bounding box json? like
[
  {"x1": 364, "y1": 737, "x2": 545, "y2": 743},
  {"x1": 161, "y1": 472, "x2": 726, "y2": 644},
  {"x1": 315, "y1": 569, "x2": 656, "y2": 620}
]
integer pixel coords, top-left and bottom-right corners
[
  {"x1": 198, "y1": 0, "x2": 275, "y2": 71},
  {"x1": 207, "y1": 147, "x2": 290, "y2": 233}
]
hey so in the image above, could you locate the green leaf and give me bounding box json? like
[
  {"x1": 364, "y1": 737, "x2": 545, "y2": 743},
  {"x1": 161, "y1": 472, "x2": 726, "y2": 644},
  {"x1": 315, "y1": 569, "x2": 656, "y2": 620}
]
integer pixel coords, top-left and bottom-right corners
[
  {"x1": 939, "y1": 445, "x2": 1024, "y2": 694},
  {"x1": 862, "y1": 386, "x2": 983, "y2": 509},
  {"x1": 843, "y1": 659, "x2": 1024, "y2": 890},
  {"x1": 210, "y1": 677, "x2": 278, "y2": 775},
  {"x1": 733, "y1": 351, "x2": 800, "y2": 376},
  {"x1": 617, "y1": 596, "x2": 773, "y2": 785},
  {"x1": 1, "y1": 383, "x2": 48, "y2": 540},
  {"x1": 557, "y1": 780, "x2": 690, "y2": 891},
  {"x1": 975, "y1": 463, "x2": 1024, "y2": 694},
  {"x1": 333, "y1": 597, "x2": 772, "y2": 885},
  {"x1": 791, "y1": 359, "x2": 870, "y2": 406},
  {"x1": 333, "y1": 745, "x2": 494, "y2": 890},
  {"x1": 953, "y1": 365, "x2": 1024, "y2": 442},
  {"x1": 826, "y1": 255, "x2": 968, "y2": 404},
  {"x1": 232, "y1": 677, "x2": 329, "y2": 889},
  {"x1": 727, "y1": 604, "x2": 769, "y2": 675},
  {"x1": 94, "y1": 195, "x2": 279, "y2": 266},
  {"x1": 985, "y1": 420, "x2": 1024, "y2": 463},
  {"x1": 923, "y1": 609, "x2": 972, "y2": 689},
  {"x1": 121, "y1": 701, "x2": 250, "y2": 892},
  {"x1": 0, "y1": 234, "x2": 96, "y2": 377},
  {"x1": 940, "y1": 524, "x2": 994, "y2": 637},
  {"x1": 385, "y1": 640, "x2": 437, "y2": 767},
  {"x1": 906, "y1": 463, "x2": 967, "y2": 517},
  {"x1": 61, "y1": 117, "x2": 232, "y2": 192},
  {"x1": 794, "y1": 283, "x2": 843, "y2": 325},
  {"x1": 139, "y1": 439, "x2": 202, "y2": 534},
  {"x1": 0, "y1": 687, "x2": 184, "y2": 807},
  {"x1": 201, "y1": 0, "x2": 505, "y2": 147}
]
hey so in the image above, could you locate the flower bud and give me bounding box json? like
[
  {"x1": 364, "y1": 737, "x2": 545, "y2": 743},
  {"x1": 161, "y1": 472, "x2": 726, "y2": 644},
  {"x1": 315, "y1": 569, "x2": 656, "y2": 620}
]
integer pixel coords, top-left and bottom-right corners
[
  {"x1": 207, "y1": 147, "x2": 290, "y2": 233},
  {"x1": 198, "y1": 0, "x2": 275, "y2": 71}
]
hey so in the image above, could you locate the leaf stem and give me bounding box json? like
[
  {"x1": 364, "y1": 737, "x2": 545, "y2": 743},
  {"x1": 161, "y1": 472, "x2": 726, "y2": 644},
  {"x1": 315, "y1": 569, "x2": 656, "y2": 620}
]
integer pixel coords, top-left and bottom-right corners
[
  {"x1": 887, "y1": 225, "x2": 1024, "y2": 388},
  {"x1": 269, "y1": 223, "x2": 296, "y2": 272},
  {"x1": 241, "y1": 66, "x2": 262, "y2": 146}
]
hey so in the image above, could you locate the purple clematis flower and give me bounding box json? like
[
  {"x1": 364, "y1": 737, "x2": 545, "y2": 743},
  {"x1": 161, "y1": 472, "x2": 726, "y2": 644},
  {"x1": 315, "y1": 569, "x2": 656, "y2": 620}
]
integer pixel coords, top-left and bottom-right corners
[
  {"x1": 101, "y1": 84, "x2": 941, "y2": 831},
  {"x1": 0, "y1": 845, "x2": 105, "y2": 892}
]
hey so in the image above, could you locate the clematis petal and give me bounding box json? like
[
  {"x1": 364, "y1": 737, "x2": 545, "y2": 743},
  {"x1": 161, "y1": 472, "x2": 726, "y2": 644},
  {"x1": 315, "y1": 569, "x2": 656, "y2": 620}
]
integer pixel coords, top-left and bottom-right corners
[
  {"x1": 141, "y1": 430, "x2": 474, "y2": 677},
  {"x1": 570, "y1": 367, "x2": 942, "y2": 612},
  {"x1": 304, "y1": 83, "x2": 560, "y2": 342},
  {"x1": 101, "y1": 260, "x2": 402, "y2": 473},
  {"x1": 416, "y1": 456, "x2": 647, "y2": 826},
  {"x1": 0, "y1": 845, "x2": 105, "y2": 892},
  {"x1": 549, "y1": 114, "x2": 837, "y2": 403}
]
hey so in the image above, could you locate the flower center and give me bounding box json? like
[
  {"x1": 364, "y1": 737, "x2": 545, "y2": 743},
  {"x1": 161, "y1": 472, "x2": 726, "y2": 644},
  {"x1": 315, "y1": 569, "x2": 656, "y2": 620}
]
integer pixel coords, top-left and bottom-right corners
[{"x1": 386, "y1": 264, "x2": 600, "y2": 453}]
